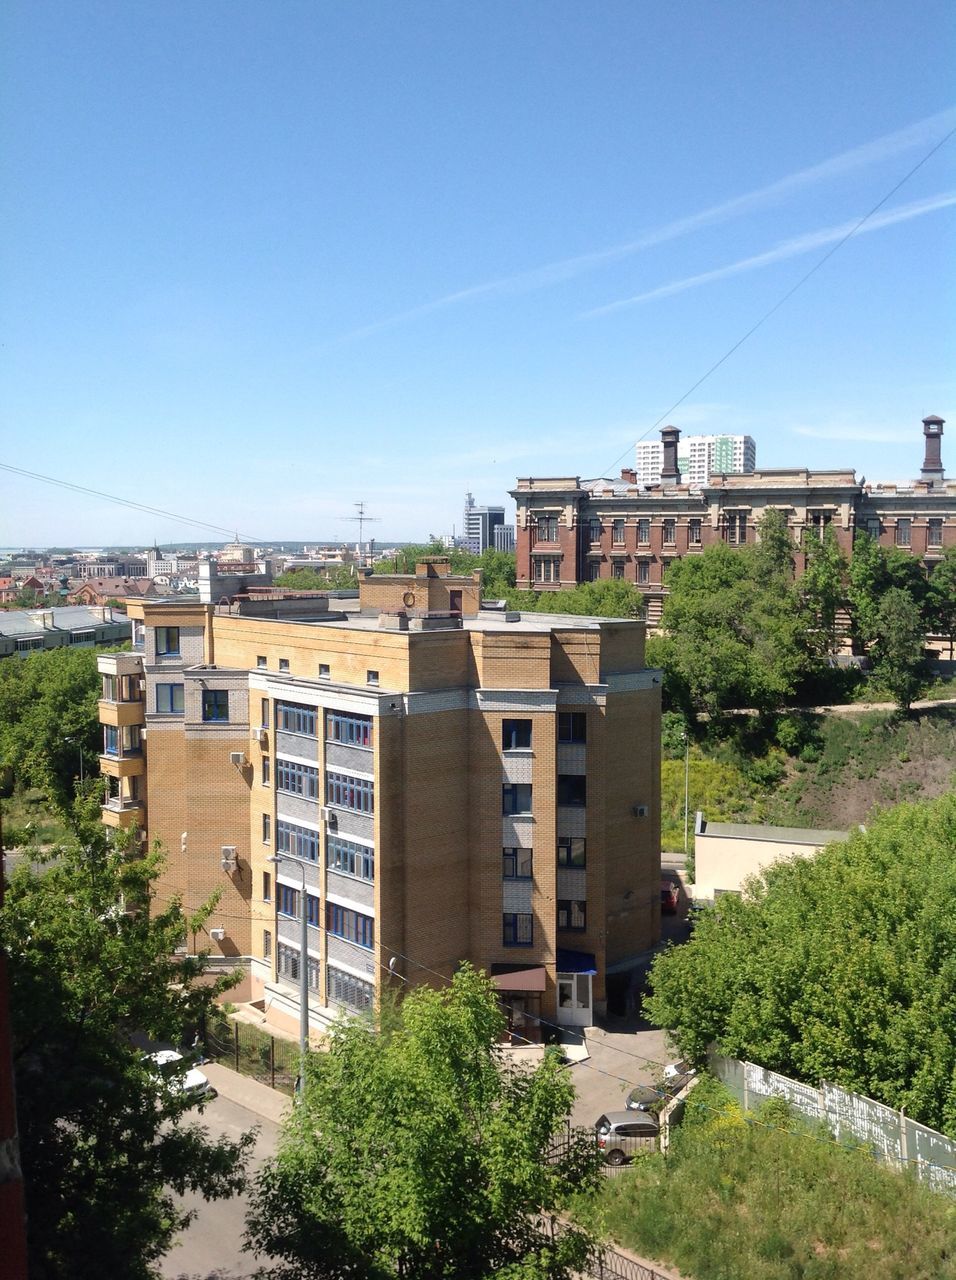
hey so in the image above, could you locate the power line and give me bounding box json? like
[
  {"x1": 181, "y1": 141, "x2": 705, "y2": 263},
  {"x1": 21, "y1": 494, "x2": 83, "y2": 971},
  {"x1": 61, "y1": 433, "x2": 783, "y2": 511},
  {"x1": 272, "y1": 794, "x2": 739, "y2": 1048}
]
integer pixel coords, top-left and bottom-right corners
[
  {"x1": 0, "y1": 460, "x2": 261, "y2": 543},
  {"x1": 599, "y1": 120, "x2": 956, "y2": 479}
]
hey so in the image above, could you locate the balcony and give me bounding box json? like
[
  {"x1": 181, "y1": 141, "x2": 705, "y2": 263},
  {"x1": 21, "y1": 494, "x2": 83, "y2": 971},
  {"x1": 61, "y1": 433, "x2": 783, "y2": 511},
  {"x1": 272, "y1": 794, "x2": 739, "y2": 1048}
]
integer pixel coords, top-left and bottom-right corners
[
  {"x1": 101, "y1": 796, "x2": 145, "y2": 829},
  {"x1": 98, "y1": 698, "x2": 146, "y2": 728},
  {"x1": 99, "y1": 752, "x2": 145, "y2": 779}
]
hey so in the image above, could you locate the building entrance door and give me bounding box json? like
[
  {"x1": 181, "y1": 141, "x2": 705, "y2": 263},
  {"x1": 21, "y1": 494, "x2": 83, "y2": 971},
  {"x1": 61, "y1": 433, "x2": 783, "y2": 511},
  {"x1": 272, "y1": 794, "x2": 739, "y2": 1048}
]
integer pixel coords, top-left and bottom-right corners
[{"x1": 556, "y1": 973, "x2": 592, "y2": 1027}]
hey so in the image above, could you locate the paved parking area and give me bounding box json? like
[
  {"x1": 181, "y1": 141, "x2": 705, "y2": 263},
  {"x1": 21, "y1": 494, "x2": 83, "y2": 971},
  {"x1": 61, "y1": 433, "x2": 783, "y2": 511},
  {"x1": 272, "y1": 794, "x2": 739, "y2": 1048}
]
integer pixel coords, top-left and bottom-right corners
[{"x1": 569, "y1": 1024, "x2": 676, "y2": 1129}]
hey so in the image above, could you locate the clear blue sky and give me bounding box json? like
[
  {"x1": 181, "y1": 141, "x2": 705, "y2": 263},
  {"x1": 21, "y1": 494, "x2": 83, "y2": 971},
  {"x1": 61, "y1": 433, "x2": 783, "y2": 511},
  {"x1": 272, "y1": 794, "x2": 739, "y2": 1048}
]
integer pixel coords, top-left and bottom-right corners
[{"x1": 2, "y1": 1, "x2": 954, "y2": 547}]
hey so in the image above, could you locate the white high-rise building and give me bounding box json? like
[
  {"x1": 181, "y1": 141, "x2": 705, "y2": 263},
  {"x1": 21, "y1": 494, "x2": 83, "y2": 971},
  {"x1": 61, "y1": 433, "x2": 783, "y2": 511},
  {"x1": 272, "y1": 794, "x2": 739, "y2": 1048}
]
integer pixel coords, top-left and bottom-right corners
[{"x1": 634, "y1": 433, "x2": 756, "y2": 487}]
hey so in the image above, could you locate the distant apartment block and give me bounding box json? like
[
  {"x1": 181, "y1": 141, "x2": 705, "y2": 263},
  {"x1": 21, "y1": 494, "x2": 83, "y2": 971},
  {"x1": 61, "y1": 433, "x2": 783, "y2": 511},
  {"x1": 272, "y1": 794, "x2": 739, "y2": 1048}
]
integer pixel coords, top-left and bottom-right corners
[
  {"x1": 494, "y1": 524, "x2": 516, "y2": 553},
  {"x1": 96, "y1": 558, "x2": 661, "y2": 1038},
  {"x1": 461, "y1": 493, "x2": 506, "y2": 554},
  {"x1": 635, "y1": 433, "x2": 756, "y2": 487}
]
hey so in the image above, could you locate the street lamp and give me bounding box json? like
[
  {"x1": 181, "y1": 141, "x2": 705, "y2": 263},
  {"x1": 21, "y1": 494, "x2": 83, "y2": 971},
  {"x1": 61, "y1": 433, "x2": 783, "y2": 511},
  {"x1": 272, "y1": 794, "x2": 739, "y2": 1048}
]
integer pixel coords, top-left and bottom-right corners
[
  {"x1": 64, "y1": 737, "x2": 84, "y2": 785},
  {"x1": 682, "y1": 728, "x2": 690, "y2": 855},
  {"x1": 266, "y1": 853, "x2": 309, "y2": 1099}
]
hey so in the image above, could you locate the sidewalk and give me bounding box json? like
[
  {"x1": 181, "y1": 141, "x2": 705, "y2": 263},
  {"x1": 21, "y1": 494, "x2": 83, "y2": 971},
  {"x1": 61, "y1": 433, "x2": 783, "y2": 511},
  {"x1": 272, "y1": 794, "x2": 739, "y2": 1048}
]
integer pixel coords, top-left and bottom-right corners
[{"x1": 203, "y1": 1061, "x2": 291, "y2": 1125}]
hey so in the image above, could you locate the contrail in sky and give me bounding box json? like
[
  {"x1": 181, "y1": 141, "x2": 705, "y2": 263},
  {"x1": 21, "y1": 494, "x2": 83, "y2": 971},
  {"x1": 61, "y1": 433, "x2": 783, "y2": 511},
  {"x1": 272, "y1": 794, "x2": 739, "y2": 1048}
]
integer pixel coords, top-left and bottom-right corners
[
  {"x1": 337, "y1": 108, "x2": 956, "y2": 342},
  {"x1": 582, "y1": 190, "x2": 956, "y2": 315}
]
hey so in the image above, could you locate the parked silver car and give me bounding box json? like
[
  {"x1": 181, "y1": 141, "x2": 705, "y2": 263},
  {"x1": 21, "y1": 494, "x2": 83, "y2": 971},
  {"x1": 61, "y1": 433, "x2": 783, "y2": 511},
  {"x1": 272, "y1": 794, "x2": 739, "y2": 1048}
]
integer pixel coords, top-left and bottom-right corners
[{"x1": 594, "y1": 1110, "x2": 660, "y2": 1165}]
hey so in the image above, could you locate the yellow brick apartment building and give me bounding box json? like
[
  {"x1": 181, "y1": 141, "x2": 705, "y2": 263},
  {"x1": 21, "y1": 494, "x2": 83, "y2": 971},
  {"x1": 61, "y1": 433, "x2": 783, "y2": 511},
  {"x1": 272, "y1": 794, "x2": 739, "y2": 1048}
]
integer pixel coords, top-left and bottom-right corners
[{"x1": 97, "y1": 559, "x2": 661, "y2": 1039}]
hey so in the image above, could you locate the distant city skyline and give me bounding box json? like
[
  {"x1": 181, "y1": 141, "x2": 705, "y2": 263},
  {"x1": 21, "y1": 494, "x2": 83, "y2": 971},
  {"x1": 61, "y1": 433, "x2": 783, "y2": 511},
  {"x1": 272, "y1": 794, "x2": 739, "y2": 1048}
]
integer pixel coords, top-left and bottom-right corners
[{"x1": 3, "y1": 2, "x2": 953, "y2": 545}]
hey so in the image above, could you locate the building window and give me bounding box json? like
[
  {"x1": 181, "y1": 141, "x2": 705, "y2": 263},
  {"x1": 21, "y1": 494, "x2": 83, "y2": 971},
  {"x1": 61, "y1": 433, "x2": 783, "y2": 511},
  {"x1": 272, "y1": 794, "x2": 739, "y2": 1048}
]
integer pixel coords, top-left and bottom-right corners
[
  {"x1": 326, "y1": 771, "x2": 374, "y2": 813},
  {"x1": 807, "y1": 510, "x2": 833, "y2": 535},
  {"x1": 637, "y1": 519, "x2": 650, "y2": 545},
  {"x1": 103, "y1": 725, "x2": 119, "y2": 756},
  {"x1": 689, "y1": 518, "x2": 702, "y2": 546},
  {"x1": 326, "y1": 903, "x2": 374, "y2": 949},
  {"x1": 502, "y1": 719, "x2": 532, "y2": 751},
  {"x1": 502, "y1": 783, "x2": 532, "y2": 815},
  {"x1": 307, "y1": 895, "x2": 320, "y2": 928},
  {"x1": 155, "y1": 627, "x2": 180, "y2": 656},
  {"x1": 327, "y1": 711, "x2": 373, "y2": 748},
  {"x1": 896, "y1": 518, "x2": 912, "y2": 547},
  {"x1": 863, "y1": 518, "x2": 881, "y2": 539},
  {"x1": 277, "y1": 943, "x2": 299, "y2": 982},
  {"x1": 558, "y1": 712, "x2": 586, "y2": 743},
  {"x1": 260, "y1": 697, "x2": 269, "y2": 728},
  {"x1": 262, "y1": 813, "x2": 271, "y2": 844},
  {"x1": 276, "y1": 759, "x2": 319, "y2": 799},
  {"x1": 263, "y1": 871, "x2": 271, "y2": 902},
  {"x1": 557, "y1": 899, "x2": 587, "y2": 931},
  {"x1": 532, "y1": 557, "x2": 561, "y2": 584},
  {"x1": 725, "y1": 512, "x2": 747, "y2": 545},
  {"x1": 557, "y1": 775, "x2": 587, "y2": 807},
  {"x1": 557, "y1": 837, "x2": 586, "y2": 868},
  {"x1": 201, "y1": 689, "x2": 229, "y2": 722},
  {"x1": 928, "y1": 518, "x2": 943, "y2": 548},
  {"x1": 327, "y1": 966, "x2": 374, "y2": 1012},
  {"x1": 277, "y1": 884, "x2": 299, "y2": 919},
  {"x1": 277, "y1": 820, "x2": 319, "y2": 862},
  {"x1": 319, "y1": 663, "x2": 330, "y2": 679},
  {"x1": 156, "y1": 683, "x2": 184, "y2": 715},
  {"x1": 588, "y1": 518, "x2": 602, "y2": 544},
  {"x1": 279, "y1": 658, "x2": 290, "y2": 672},
  {"x1": 70, "y1": 630, "x2": 95, "y2": 646},
  {"x1": 262, "y1": 756, "x2": 271, "y2": 786},
  {"x1": 612, "y1": 518, "x2": 625, "y2": 545},
  {"x1": 534, "y1": 515, "x2": 558, "y2": 542},
  {"x1": 637, "y1": 560, "x2": 650, "y2": 585},
  {"x1": 611, "y1": 560, "x2": 624, "y2": 579},
  {"x1": 502, "y1": 847, "x2": 533, "y2": 879},
  {"x1": 277, "y1": 701, "x2": 317, "y2": 736},
  {"x1": 587, "y1": 560, "x2": 601, "y2": 581},
  {"x1": 663, "y1": 518, "x2": 676, "y2": 545},
  {"x1": 503, "y1": 913, "x2": 533, "y2": 946},
  {"x1": 263, "y1": 929, "x2": 272, "y2": 960},
  {"x1": 102, "y1": 674, "x2": 118, "y2": 701},
  {"x1": 256, "y1": 655, "x2": 267, "y2": 668},
  {"x1": 307, "y1": 956, "x2": 321, "y2": 992},
  {"x1": 326, "y1": 834, "x2": 374, "y2": 881},
  {"x1": 366, "y1": 669, "x2": 379, "y2": 686}
]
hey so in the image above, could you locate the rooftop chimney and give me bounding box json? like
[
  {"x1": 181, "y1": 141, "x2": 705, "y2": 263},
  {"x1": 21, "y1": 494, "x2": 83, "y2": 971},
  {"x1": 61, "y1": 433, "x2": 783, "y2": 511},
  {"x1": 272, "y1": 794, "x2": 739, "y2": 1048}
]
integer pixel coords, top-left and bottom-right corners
[
  {"x1": 660, "y1": 425, "x2": 681, "y2": 484},
  {"x1": 921, "y1": 415, "x2": 945, "y2": 485}
]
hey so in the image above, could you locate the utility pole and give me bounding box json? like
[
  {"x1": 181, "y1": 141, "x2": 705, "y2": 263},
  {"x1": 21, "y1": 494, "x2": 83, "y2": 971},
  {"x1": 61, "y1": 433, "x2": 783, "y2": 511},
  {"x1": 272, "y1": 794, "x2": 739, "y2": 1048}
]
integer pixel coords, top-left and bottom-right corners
[
  {"x1": 267, "y1": 854, "x2": 309, "y2": 1098},
  {"x1": 683, "y1": 728, "x2": 690, "y2": 855}
]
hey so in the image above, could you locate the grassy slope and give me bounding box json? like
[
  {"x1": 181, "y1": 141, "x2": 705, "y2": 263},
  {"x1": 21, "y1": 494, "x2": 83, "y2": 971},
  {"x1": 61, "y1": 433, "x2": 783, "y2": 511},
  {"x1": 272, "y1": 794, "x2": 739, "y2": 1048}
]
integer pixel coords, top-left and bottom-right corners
[
  {"x1": 662, "y1": 706, "x2": 956, "y2": 851},
  {"x1": 574, "y1": 1078, "x2": 956, "y2": 1280}
]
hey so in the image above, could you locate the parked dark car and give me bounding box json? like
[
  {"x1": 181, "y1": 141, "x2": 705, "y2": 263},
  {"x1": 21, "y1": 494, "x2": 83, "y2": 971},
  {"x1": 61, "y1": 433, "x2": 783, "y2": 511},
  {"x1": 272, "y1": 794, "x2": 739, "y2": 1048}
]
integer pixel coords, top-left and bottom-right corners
[
  {"x1": 594, "y1": 1110, "x2": 660, "y2": 1165},
  {"x1": 624, "y1": 1084, "x2": 666, "y2": 1113}
]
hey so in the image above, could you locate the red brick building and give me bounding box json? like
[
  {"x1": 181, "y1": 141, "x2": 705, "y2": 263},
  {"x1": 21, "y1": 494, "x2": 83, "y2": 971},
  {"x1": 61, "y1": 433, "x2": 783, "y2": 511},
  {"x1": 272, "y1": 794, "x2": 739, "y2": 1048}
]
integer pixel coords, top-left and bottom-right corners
[{"x1": 512, "y1": 416, "x2": 955, "y2": 625}]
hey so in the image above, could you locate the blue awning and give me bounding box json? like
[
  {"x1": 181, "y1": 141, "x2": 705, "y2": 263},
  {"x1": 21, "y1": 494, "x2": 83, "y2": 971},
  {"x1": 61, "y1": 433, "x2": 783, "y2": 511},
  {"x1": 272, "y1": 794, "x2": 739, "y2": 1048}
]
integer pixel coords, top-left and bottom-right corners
[{"x1": 556, "y1": 948, "x2": 597, "y2": 975}]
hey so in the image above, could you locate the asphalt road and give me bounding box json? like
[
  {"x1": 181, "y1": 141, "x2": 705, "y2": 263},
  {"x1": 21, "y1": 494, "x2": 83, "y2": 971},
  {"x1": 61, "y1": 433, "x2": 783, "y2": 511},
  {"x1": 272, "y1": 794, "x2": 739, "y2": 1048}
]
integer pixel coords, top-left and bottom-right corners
[{"x1": 160, "y1": 1094, "x2": 280, "y2": 1280}]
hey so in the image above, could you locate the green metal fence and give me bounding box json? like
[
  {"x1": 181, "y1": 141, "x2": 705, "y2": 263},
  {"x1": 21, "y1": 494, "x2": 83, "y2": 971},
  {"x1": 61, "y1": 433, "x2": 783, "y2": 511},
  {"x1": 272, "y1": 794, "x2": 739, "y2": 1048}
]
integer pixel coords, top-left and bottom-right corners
[{"x1": 204, "y1": 1012, "x2": 299, "y2": 1095}]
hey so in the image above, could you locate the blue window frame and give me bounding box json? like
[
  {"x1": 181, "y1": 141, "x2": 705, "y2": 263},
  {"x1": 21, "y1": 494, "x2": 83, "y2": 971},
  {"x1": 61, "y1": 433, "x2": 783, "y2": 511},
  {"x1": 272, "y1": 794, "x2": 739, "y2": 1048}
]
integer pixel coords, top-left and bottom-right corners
[
  {"x1": 557, "y1": 899, "x2": 587, "y2": 931},
  {"x1": 502, "y1": 783, "x2": 532, "y2": 815},
  {"x1": 103, "y1": 725, "x2": 119, "y2": 756},
  {"x1": 326, "y1": 834, "x2": 374, "y2": 882},
  {"x1": 276, "y1": 702, "x2": 317, "y2": 736},
  {"x1": 326, "y1": 711, "x2": 373, "y2": 749},
  {"x1": 156, "y1": 683, "x2": 184, "y2": 714},
  {"x1": 326, "y1": 903, "x2": 374, "y2": 949},
  {"x1": 276, "y1": 759, "x2": 319, "y2": 799},
  {"x1": 202, "y1": 689, "x2": 229, "y2": 722},
  {"x1": 277, "y1": 884, "x2": 299, "y2": 918},
  {"x1": 326, "y1": 772, "x2": 374, "y2": 813},
  {"x1": 276, "y1": 820, "x2": 319, "y2": 862},
  {"x1": 155, "y1": 626, "x2": 180, "y2": 656},
  {"x1": 503, "y1": 913, "x2": 533, "y2": 946},
  {"x1": 307, "y1": 895, "x2": 320, "y2": 927}
]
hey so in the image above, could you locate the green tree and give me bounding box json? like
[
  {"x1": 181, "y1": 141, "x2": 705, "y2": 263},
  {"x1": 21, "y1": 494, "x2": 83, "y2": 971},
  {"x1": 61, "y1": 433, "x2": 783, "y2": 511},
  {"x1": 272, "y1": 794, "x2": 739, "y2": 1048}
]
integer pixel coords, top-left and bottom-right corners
[
  {"x1": 0, "y1": 797, "x2": 253, "y2": 1279},
  {"x1": 845, "y1": 531, "x2": 888, "y2": 653},
  {"x1": 799, "y1": 526, "x2": 848, "y2": 657},
  {"x1": 872, "y1": 586, "x2": 926, "y2": 711},
  {"x1": 245, "y1": 966, "x2": 598, "y2": 1279},
  {"x1": 644, "y1": 792, "x2": 956, "y2": 1135},
  {"x1": 927, "y1": 546, "x2": 956, "y2": 658},
  {"x1": 0, "y1": 646, "x2": 102, "y2": 808}
]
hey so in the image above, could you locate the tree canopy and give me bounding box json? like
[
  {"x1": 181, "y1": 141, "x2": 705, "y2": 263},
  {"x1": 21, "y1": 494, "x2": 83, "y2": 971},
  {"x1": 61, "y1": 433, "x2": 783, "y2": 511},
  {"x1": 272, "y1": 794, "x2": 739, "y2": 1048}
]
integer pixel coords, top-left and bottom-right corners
[
  {"x1": 644, "y1": 792, "x2": 956, "y2": 1136},
  {"x1": 0, "y1": 796, "x2": 253, "y2": 1279},
  {"x1": 245, "y1": 965, "x2": 598, "y2": 1279}
]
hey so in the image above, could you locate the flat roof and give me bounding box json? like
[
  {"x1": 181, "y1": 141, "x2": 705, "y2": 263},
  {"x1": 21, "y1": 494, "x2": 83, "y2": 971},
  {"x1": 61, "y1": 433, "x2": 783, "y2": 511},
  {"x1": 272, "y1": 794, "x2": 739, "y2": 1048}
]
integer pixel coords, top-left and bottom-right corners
[{"x1": 699, "y1": 820, "x2": 849, "y2": 845}]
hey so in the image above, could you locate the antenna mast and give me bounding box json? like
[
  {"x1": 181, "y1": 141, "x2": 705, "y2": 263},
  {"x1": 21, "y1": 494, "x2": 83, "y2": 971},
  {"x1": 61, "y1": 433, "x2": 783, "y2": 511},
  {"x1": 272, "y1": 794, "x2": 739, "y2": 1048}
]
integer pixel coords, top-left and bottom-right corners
[{"x1": 341, "y1": 501, "x2": 381, "y2": 568}]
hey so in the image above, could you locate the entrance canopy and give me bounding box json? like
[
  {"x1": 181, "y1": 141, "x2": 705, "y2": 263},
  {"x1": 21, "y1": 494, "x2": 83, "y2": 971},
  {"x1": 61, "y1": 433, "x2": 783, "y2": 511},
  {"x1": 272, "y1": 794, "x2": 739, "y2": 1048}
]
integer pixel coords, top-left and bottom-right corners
[
  {"x1": 490, "y1": 965, "x2": 547, "y2": 992},
  {"x1": 556, "y1": 948, "x2": 597, "y2": 975}
]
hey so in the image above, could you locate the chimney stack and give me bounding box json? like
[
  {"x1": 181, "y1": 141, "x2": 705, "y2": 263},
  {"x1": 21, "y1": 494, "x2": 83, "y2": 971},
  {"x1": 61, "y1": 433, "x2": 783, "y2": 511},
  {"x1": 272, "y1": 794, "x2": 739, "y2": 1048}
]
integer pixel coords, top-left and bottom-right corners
[
  {"x1": 921, "y1": 415, "x2": 945, "y2": 486},
  {"x1": 660, "y1": 425, "x2": 681, "y2": 484}
]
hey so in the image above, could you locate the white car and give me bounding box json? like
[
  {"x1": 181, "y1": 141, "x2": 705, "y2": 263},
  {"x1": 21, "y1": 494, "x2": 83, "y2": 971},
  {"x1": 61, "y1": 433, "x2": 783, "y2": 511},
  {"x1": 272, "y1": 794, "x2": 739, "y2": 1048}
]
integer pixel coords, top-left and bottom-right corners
[{"x1": 147, "y1": 1049, "x2": 214, "y2": 1103}]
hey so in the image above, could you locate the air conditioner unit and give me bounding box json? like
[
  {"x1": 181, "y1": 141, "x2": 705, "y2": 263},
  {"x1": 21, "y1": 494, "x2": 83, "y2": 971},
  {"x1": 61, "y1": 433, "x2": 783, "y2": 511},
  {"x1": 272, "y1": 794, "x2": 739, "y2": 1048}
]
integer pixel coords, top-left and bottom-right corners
[
  {"x1": 138, "y1": 678, "x2": 147, "y2": 691},
  {"x1": 220, "y1": 846, "x2": 238, "y2": 872},
  {"x1": 209, "y1": 927, "x2": 226, "y2": 942},
  {"x1": 632, "y1": 804, "x2": 649, "y2": 818},
  {"x1": 318, "y1": 807, "x2": 336, "y2": 826},
  {"x1": 229, "y1": 751, "x2": 246, "y2": 767},
  {"x1": 252, "y1": 727, "x2": 268, "y2": 743}
]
